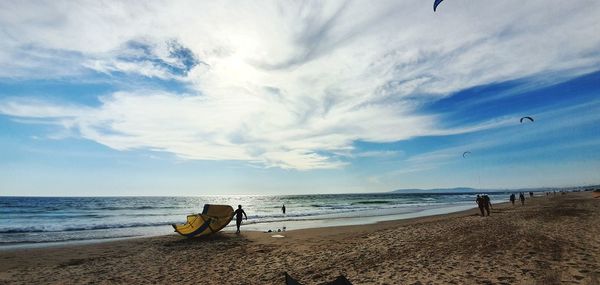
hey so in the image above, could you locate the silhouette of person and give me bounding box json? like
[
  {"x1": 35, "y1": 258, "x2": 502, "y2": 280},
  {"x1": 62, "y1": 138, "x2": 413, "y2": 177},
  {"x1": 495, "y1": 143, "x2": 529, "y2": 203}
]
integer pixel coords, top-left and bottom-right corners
[
  {"x1": 519, "y1": 192, "x2": 525, "y2": 205},
  {"x1": 475, "y1": 195, "x2": 485, "y2": 217},
  {"x1": 483, "y1": 194, "x2": 491, "y2": 216},
  {"x1": 281, "y1": 204, "x2": 286, "y2": 215},
  {"x1": 510, "y1": 193, "x2": 516, "y2": 205},
  {"x1": 233, "y1": 205, "x2": 247, "y2": 234}
]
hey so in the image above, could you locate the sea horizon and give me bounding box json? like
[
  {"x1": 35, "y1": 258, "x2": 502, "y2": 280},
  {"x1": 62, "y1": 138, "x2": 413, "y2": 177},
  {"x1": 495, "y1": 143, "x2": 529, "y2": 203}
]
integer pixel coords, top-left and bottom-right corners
[{"x1": 2, "y1": 184, "x2": 595, "y2": 198}]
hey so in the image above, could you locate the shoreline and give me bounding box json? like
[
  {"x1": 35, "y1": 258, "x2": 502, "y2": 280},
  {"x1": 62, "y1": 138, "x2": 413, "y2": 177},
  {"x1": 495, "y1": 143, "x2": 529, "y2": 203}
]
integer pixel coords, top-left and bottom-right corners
[
  {"x1": 0, "y1": 204, "x2": 479, "y2": 251},
  {"x1": 0, "y1": 201, "x2": 483, "y2": 250},
  {"x1": 1, "y1": 192, "x2": 598, "y2": 284}
]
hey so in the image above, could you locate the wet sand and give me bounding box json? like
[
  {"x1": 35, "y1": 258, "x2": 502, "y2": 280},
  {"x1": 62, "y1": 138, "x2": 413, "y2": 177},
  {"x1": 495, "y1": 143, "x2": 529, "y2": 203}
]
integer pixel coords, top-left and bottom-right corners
[{"x1": 0, "y1": 192, "x2": 598, "y2": 284}]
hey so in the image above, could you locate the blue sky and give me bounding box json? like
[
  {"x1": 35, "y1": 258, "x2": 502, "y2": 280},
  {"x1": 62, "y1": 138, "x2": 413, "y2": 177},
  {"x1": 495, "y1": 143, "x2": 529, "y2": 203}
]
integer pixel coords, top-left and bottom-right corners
[{"x1": 0, "y1": 1, "x2": 599, "y2": 196}]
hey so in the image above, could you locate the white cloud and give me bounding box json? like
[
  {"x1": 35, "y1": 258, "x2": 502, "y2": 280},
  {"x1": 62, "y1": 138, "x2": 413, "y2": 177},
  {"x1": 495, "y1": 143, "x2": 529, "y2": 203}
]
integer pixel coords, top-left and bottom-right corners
[
  {"x1": 0, "y1": 90, "x2": 440, "y2": 169},
  {"x1": 353, "y1": 150, "x2": 404, "y2": 159},
  {"x1": 0, "y1": 0, "x2": 599, "y2": 169}
]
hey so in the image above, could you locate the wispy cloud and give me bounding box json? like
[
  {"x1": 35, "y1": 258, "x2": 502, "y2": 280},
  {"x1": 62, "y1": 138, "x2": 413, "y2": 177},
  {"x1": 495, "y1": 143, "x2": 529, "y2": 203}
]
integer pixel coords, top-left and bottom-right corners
[
  {"x1": 402, "y1": 99, "x2": 600, "y2": 169},
  {"x1": 0, "y1": 1, "x2": 599, "y2": 170},
  {"x1": 352, "y1": 150, "x2": 404, "y2": 159}
]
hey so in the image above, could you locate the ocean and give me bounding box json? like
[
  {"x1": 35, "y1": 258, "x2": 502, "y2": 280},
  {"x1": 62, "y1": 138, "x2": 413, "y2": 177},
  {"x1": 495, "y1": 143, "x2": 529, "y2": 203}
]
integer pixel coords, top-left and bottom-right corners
[{"x1": 0, "y1": 192, "x2": 513, "y2": 248}]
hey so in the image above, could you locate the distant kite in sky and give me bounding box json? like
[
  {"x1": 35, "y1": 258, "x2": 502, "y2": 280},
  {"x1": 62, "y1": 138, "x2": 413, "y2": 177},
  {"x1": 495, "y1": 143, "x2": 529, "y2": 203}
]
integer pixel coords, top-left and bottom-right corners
[
  {"x1": 462, "y1": 151, "x2": 471, "y2": 158},
  {"x1": 434, "y1": 0, "x2": 445, "y2": 12},
  {"x1": 520, "y1": 116, "x2": 534, "y2": 123}
]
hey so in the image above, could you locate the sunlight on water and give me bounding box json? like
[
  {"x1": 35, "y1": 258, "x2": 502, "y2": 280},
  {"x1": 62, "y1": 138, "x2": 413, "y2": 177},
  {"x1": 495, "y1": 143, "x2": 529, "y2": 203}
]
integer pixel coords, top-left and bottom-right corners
[{"x1": 0, "y1": 192, "x2": 514, "y2": 247}]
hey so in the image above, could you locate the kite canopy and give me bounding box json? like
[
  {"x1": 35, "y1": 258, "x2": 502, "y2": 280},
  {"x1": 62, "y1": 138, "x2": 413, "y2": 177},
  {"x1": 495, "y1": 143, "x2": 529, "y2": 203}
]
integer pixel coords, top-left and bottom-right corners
[
  {"x1": 520, "y1": 116, "x2": 534, "y2": 123},
  {"x1": 172, "y1": 204, "x2": 234, "y2": 237},
  {"x1": 433, "y1": 0, "x2": 444, "y2": 11},
  {"x1": 462, "y1": 151, "x2": 471, "y2": 158}
]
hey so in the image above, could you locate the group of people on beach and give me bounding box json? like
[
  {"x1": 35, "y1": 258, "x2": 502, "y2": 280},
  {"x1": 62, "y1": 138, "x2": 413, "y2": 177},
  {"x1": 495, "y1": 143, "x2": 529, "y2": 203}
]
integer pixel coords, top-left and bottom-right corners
[
  {"x1": 509, "y1": 193, "x2": 527, "y2": 205},
  {"x1": 475, "y1": 194, "x2": 492, "y2": 216},
  {"x1": 476, "y1": 191, "x2": 535, "y2": 217},
  {"x1": 478, "y1": 191, "x2": 549, "y2": 217}
]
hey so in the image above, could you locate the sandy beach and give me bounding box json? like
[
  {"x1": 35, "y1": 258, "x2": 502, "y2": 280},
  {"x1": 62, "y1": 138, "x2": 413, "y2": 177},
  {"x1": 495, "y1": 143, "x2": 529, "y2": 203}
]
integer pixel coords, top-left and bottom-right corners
[{"x1": 1, "y1": 192, "x2": 598, "y2": 285}]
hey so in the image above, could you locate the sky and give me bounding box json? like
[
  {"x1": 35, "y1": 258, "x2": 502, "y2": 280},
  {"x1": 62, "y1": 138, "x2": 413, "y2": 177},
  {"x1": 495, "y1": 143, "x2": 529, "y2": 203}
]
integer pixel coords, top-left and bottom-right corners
[{"x1": 0, "y1": 0, "x2": 599, "y2": 196}]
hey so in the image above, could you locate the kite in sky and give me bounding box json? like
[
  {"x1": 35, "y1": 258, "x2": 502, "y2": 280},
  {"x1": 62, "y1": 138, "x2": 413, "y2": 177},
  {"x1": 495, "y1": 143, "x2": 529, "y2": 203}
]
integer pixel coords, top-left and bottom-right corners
[
  {"x1": 520, "y1": 116, "x2": 534, "y2": 123},
  {"x1": 434, "y1": 0, "x2": 444, "y2": 12}
]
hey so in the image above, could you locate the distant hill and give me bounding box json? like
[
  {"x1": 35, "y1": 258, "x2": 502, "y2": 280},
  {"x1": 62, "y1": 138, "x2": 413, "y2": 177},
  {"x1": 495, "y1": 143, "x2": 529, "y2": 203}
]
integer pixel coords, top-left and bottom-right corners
[
  {"x1": 391, "y1": 185, "x2": 600, "y2": 194},
  {"x1": 391, "y1": 187, "x2": 482, "y2": 194},
  {"x1": 389, "y1": 187, "x2": 524, "y2": 194}
]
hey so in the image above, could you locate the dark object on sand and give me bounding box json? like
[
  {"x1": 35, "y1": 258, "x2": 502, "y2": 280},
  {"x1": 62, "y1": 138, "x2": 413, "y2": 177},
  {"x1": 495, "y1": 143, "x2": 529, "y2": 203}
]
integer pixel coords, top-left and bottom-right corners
[
  {"x1": 327, "y1": 275, "x2": 353, "y2": 285},
  {"x1": 284, "y1": 272, "x2": 353, "y2": 285},
  {"x1": 285, "y1": 272, "x2": 303, "y2": 285}
]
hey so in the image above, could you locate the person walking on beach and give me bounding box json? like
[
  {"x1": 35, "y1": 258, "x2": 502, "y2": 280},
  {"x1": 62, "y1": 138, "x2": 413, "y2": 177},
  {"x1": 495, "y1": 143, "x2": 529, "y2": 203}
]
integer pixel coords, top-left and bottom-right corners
[
  {"x1": 510, "y1": 193, "x2": 516, "y2": 205},
  {"x1": 281, "y1": 204, "x2": 286, "y2": 215},
  {"x1": 475, "y1": 195, "x2": 485, "y2": 217},
  {"x1": 233, "y1": 205, "x2": 247, "y2": 234},
  {"x1": 519, "y1": 193, "x2": 525, "y2": 205},
  {"x1": 483, "y1": 194, "x2": 491, "y2": 216},
  {"x1": 529, "y1": 192, "x2": 534, "y2": 198}
]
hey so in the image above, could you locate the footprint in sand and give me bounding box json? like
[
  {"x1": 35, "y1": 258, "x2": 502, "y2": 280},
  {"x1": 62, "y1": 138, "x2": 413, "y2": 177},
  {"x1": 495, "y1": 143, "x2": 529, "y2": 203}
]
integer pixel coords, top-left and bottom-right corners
[{"x1": 497, "y1": 276, "x2": 516, "y2": 282}]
